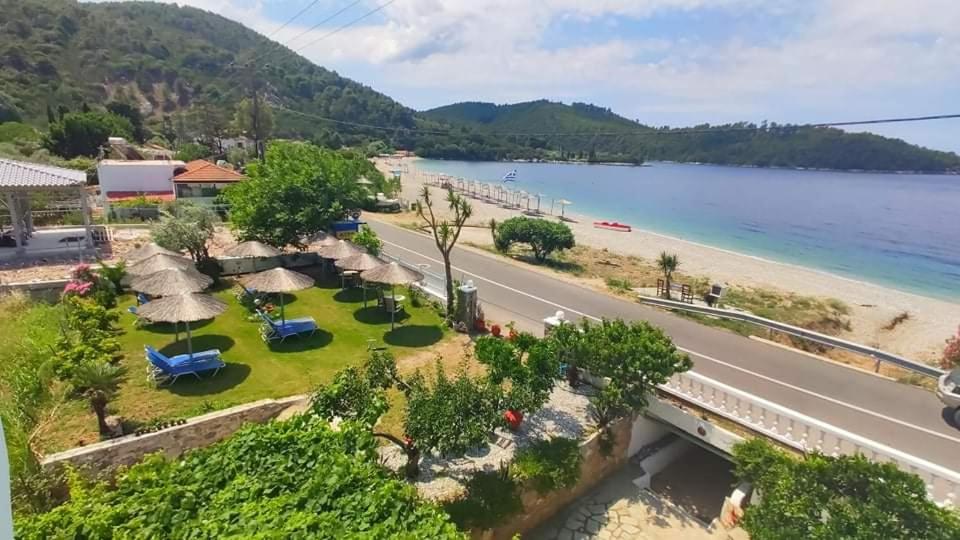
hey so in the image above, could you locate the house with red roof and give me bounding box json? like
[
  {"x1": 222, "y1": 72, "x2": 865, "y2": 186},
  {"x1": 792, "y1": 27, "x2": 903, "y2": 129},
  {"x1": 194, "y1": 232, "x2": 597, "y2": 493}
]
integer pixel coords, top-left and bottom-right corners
[{"x1": 173, "y1": 160, "x2": 246, "y2": 202}]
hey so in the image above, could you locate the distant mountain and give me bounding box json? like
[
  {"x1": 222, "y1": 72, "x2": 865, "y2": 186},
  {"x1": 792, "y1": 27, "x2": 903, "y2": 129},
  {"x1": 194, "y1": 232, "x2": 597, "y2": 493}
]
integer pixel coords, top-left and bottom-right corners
[{"x1": 423, "y1": 101, "x2": 960, "y2": 172}]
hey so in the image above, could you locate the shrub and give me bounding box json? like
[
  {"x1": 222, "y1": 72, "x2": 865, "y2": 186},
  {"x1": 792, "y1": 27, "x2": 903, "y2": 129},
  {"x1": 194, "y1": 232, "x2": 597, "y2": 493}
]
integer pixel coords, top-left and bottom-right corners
[
  {"x1": 352, "y1": 224, "x2": 382, "y2": 255},
  {"x1": 511, "y1": 437, "x2": 582, "y2": 493},
  {"x1": 16, "y1": 417, "x2": 463, "y2": 538},
  {"x1": 943, "y1": 326, "x2": 960, "y2": 369},
  {"x1": 444, "y1": 467, "x2": 523, "y2": 530},
  {"x1": 493, "y1": 217, "x2": 575, "y2": 262}
]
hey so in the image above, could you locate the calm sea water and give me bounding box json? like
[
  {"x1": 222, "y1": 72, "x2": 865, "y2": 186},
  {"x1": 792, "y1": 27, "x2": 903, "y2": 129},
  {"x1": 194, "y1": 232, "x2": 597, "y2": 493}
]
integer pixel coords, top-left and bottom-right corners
[{"x1": 415, "y1": 159, "x2": 960, "y2": 301}]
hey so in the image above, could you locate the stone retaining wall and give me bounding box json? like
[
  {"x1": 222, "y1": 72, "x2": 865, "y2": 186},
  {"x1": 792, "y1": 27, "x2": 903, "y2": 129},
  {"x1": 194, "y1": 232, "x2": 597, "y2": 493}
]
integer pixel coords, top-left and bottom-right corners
[
  {"x1": 480, "y1": 417, "x2": 633, "y2": 540},
  {"x1": 41, "y1": 395, "x2": 307, "y2": 477},
  {"x1": 0, "y1": 279, "x2": 70, "y2": 302}
]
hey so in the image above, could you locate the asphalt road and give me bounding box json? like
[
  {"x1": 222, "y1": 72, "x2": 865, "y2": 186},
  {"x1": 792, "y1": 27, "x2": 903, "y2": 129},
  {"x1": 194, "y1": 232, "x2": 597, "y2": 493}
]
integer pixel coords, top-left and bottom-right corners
[{"x1": 370, "y1": 221, "x2": 960, "y2": 471}]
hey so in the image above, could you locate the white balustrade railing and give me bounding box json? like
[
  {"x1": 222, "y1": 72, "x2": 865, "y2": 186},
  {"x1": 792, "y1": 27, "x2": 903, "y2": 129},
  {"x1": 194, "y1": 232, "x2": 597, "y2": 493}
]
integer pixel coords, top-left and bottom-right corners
[{"x1": 659, "y1": 370, "x2": 960, "y2": 507}]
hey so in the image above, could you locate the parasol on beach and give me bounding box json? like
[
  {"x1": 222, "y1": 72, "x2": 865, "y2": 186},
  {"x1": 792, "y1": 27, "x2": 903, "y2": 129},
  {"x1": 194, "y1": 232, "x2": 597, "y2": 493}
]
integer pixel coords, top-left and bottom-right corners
[
  {"x1": 317, "y1": 239, "x2": 363, "y2": 260},
  {"x1": 223, "y1": 240, "x2": 282, "y2": 258},
  {"x1": 361, "y1": 262, "x2": 424, "y2": 330},
  {"x1": 555, "y1": 199, "x2": 573, "y2": 218},
  {"x1": 126, "y1": 243, "x2": 181, "y2": 262},
  {"x1": 241, "y1": 267, "x2": 315, "y2": 324},
  {"x1": 137, "y1": 293, "x2": 227, "y2": 357},
  {"x1": 127, "y1": 253, "x2": 194, "y2": 276}
]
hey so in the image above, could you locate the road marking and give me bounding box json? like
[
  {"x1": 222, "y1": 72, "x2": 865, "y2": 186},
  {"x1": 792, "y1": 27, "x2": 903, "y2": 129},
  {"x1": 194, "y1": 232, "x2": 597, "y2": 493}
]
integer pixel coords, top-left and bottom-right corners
[{"x1": 381, "y1": 236, "x2": 960, "y2": 446}]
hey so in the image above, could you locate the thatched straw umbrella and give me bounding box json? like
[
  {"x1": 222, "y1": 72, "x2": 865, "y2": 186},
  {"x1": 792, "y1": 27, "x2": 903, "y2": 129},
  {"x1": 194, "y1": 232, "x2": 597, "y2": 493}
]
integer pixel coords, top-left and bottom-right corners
[
  {"x1": 336, "y1": 253, "x2": 386, "y2": 306},
  {"x1": 241, "y1": 267, "x2": 314, "y2": 324},
  {"x1": 126, "y1": 243, "x2": 181, "y2": 262},
  {"x1": 317, "y1": 239, "x2": 363, "y2": 260},
  {"x1": 137, "y1": 293, "x2": 227, "y2": 357},
  {"x1": 303, "y1": 231, "x2": 338, "y2": 248},
  {"x1": 127, "y1": 253, "x2": 194, "y2": 276},
  {"x1": 223, "y1": 240, "x2": 282, "y2": 258},
  {"x1": 130, "y1": 267, "x2": 212, "y2": 297},
  {"x1": 361, "y1": 262, "x2": 424, "y2": 329}
]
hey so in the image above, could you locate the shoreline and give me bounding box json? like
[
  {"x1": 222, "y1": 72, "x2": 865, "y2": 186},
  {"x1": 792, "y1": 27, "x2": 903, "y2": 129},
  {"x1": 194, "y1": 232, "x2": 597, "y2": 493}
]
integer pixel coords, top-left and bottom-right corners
[{"x1": 380, "y1": 157, "x2": 960, "y2": 362}]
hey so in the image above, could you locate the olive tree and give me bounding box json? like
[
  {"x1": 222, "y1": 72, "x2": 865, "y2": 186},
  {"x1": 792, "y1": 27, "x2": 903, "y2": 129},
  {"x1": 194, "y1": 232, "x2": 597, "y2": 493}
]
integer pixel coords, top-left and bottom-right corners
[
  {"x1": 151, "y1": 203, "x2": 217, "y2": 262},
  {"x1": 493, "y1": 216, "x2": 575, "y2": 262}
]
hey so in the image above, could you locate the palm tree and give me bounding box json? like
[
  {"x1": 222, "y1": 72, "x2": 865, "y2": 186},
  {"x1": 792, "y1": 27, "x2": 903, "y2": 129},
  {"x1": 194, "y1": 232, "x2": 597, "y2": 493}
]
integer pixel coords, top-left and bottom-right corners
[
  {"x1": 657, "y1": 252, "x2": 680, "y2": 300},
  {"x1": 72, "y1": 361, "x2": 127, "y2": 436}
]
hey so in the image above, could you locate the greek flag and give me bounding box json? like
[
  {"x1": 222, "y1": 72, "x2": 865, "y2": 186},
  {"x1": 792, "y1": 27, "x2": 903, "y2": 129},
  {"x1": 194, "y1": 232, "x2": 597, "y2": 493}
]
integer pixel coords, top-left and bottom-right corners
[{"x1": 502, "y1": 169, "x2": 518, "y2": 182}]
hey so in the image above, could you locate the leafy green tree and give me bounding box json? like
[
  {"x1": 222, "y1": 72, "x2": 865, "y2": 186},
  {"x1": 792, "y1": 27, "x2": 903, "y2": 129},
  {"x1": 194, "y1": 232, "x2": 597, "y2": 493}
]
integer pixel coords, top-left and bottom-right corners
[
  {"x1": 657, "y1": 252, "x2": 679, "y2": 300},
  {"x1": 226, "y1": 141, "x2": 365, "y2": 248},
  {"x1": 233, "y1": 96, "x2": 273, "y2": 157},
  {"x1": 105, "y1": 101, "x2": 146, "y2": 143},
  {"x1": 562, "y1": 318, "x2": 691, "y2": 424},
  {"x1": 70, "y1": 361, "x2": 127, "y2": 436},
  {"x1": 16, "y1": 416, "x2": 463, "y2": 538},
  {"x1": 0, "y1": 91, "x2": 23, "y2": 123},
  {"x1": 493, "y1": 216, "x2": 575, "y2": 262},
  {"x1": 313, "y1": 351, "x2": 502, "y2": 479},
  {"x1": 174, "y1": 141, "x2": 210, "y2": 162},
  {"x1": 415, "y1": 186, "x2": 472, "y2": 316},
  {"x1": 52, "y1": 296, "x2": 120, "y2": 381},
  {"x1": 43, "y1": 111, "x2": 133, "y2": 158},
  {"x1": 192, "y1": 100, "x2": 231, "y2": 153},
  {"x1": 474, "y1": 335, "x2": 559, "y2": 414},
  {"x1": 732, "y1": 438, "x2": 960, "y2": 540},
  {"x1": 351, "y1": 224, "x2": 382, "y2": 255},
  {"x1": 151, "y1": 203, "x2": 217, "y2": 262}
]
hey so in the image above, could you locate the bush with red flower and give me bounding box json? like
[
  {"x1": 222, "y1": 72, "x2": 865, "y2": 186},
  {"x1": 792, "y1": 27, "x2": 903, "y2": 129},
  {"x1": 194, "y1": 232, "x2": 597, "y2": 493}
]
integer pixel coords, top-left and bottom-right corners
[
  {"x1": 63, "y1": 263, "x2": 118, "y2": 308},
  {"x1": 944, "y1": 326, "x2": 960, "y2": 369}
]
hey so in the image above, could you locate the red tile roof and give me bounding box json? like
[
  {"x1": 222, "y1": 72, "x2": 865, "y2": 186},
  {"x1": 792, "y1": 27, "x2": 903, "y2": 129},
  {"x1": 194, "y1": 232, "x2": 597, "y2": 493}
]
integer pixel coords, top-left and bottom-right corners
[{"x1": 173, "y1": 160, "x2": 246, "y2": 183}]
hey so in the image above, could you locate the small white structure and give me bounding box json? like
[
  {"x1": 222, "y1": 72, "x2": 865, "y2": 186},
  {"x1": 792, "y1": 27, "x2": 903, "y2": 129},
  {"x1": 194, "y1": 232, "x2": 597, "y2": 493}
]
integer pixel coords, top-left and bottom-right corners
[{"x1": 97, "y1": 160, "x2": 185, "y2": 202}]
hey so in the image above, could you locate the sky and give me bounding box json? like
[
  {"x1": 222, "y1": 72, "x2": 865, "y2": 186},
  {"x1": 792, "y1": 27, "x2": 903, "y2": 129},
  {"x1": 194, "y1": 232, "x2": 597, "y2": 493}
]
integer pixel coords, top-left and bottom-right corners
[{"x1": 86, "y1": 0, "x2": 960, "y2": 152}]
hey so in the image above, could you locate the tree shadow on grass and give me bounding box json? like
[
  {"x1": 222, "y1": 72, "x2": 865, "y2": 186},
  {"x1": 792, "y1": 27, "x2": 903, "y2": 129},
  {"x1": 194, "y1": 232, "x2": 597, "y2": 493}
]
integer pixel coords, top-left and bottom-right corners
[
  {"x1": 334, "y1": 287, "x2": 367, "y2": 303},
  {"x1": 384, "y1": 325, "x2": 443, "y2": 348},
  {"x1": 157, "y1": 335, "x2": 236, "y2": 356},
  {"x1": 168, "y1": 362, "x2": 252, "y2": 396},
  {"x1": 267, "y1": 328, "x2": 334, "y2": 353},
  {"x1": 142, "y1": 319, "x2": 213, "y2": 335},
  {"x1": 353, "y1": 306, "x2": 410, "y2": 326}
]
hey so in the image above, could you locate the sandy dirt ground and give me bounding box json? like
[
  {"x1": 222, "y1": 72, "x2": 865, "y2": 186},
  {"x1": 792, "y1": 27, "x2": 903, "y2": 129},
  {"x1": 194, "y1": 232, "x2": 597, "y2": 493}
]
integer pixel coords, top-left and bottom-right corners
[{"x1": 377, "y1": 157, "x2": 960, "y2": 363}]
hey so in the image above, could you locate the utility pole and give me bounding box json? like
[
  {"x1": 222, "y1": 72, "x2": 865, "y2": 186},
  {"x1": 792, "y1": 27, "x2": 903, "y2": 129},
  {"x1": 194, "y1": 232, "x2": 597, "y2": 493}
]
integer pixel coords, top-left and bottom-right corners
[{"x1": 249, "y1": 66, "x2": 263, "y2": 160}]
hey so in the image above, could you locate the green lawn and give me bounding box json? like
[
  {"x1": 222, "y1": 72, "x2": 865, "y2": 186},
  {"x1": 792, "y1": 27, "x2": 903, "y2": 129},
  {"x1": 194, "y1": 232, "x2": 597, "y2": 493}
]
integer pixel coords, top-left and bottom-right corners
[{"x1": 39, "y1": 273, "x2": 446, "y2": 453}]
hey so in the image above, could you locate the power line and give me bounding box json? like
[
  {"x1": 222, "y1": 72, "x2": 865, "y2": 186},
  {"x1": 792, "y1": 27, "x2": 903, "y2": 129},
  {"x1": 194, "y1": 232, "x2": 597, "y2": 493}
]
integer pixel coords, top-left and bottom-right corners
[
  {"x1": 264, "y1": 0, "x2": 324, "y2": 39},
  {"x1": 272, "y1": 105, "x2": 960, "y2": 138},
  {"x1": 292, "y1": 0, "x2": 398, "y2": 54}
]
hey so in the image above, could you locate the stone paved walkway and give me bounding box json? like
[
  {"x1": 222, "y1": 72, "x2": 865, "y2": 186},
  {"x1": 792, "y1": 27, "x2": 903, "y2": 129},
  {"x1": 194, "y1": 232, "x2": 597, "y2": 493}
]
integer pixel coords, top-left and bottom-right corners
[{"x1": 529, "y1": 462, "x2": 741, "y2": 540}]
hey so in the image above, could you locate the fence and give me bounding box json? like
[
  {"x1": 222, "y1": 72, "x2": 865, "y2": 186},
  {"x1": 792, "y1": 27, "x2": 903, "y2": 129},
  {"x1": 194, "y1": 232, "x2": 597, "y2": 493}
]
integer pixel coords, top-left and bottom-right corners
[
  {"x1": 640, "y1": 297, "x2": 943, "y2": 378},
  {"x1": 380, "y1": 250, "x2": 448, "y2": 303},
  {"x1": 660, "y1": 370, "x2": 960, "y2": 507}
]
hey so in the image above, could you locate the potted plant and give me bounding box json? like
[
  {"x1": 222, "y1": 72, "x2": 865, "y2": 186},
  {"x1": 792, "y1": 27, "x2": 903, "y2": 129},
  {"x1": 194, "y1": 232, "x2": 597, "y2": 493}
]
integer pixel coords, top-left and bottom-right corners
[
  {"x1": 504, "y1": 409, "x2": 523, "y2": 431},
  {"x1": 491, "y1": 324, "x2": 502, "y2": 338}
]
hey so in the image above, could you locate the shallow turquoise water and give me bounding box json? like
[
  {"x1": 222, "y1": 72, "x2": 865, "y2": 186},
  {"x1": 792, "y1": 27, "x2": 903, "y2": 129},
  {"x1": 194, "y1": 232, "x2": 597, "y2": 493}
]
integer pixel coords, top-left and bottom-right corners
[{"x1": 415, "y1": 159, "x2": 960, "y2": 301}]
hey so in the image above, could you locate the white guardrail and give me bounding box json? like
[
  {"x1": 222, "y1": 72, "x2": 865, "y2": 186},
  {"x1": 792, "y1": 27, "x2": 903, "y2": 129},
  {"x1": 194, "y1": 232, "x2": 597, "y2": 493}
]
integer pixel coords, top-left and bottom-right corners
[
  {"x1": 380, "y1": 251, "x2": 448, "y2": 303},
  {"x1": 640, "y1": 297, "x2": 945, "y2": 378},
  {"x1": 660, "y1": 370, "x2": 960, "y2": 507}
]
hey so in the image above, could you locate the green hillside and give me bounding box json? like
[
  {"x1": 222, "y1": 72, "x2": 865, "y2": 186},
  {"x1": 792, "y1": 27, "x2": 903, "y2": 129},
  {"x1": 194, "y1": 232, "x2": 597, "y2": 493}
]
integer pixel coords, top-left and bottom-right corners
[
  {"x1": 424, "y1": 101, "x2": 960, "y2": 172},
  {"x1": 1, "y1": 0, "x2": 957, "y2": 172}
]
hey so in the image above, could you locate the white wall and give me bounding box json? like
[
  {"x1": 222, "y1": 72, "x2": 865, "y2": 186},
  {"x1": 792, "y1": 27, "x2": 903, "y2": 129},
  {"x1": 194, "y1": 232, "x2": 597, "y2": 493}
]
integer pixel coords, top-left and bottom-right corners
[{"x1": 97, "y1": 161, "x2": 179, "y2": 195}]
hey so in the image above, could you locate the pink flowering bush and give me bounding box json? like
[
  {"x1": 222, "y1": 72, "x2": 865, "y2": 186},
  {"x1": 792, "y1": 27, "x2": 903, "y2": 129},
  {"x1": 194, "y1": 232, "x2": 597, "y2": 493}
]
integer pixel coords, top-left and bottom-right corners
[
  {"x1": 944, "y1": 326, "x2": 960, "y2": 369},
  {"x1": 63, "y1": 264, "x2": 117, "y2": 308},
  {"x1": 63, "y1": 280, "x2": 94, "y2": 297}
]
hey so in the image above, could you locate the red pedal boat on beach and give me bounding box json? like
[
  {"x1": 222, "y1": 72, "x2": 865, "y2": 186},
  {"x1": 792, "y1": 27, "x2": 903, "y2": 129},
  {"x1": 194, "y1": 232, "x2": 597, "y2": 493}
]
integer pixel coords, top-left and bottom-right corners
[{"x1": 593, "y1": 221, "x2": 632, "y2": 232}]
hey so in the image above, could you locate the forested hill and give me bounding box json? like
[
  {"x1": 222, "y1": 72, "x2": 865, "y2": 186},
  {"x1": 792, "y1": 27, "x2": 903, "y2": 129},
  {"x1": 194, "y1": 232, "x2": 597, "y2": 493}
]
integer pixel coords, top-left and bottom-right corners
[
  {"x1": 1, "y1": 1, "x2": 957, "y2": 172},
  {"x1": 0, "y1": 0, "x2": 415, "y2": 146},
  {"x1": 424, "y1": 101, "x2": 960, "y2": 173}
]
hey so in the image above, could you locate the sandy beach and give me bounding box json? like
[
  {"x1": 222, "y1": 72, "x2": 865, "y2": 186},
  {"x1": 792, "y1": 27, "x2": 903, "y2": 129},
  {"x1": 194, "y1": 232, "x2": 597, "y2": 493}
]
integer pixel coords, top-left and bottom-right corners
[{"x1": 377, "y1": 157, "x2": 960, "y2": 363}]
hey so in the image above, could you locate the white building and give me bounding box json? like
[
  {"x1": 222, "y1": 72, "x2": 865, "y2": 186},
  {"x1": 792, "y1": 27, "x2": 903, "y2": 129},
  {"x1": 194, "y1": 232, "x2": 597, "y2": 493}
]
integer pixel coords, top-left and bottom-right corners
[{"x1": 96, "y1": 160, "x2": 185, "y2": 210}]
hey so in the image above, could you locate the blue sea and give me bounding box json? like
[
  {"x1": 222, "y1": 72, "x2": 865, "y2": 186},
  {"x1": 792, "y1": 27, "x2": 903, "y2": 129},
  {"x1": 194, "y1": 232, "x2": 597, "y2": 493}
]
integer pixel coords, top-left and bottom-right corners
[{"x1": 415, "y1": 159, "x2": 960, "y2": 301}]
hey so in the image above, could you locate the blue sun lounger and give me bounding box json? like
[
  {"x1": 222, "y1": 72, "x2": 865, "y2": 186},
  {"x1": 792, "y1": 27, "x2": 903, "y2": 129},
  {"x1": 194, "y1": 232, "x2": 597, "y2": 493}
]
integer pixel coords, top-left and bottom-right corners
[
  {"x1": 255, "y1": 309, "x2": 317, "y2": 343},
  {"x1": 144, "y1": 345, "x2": 224, "y2": 385}
]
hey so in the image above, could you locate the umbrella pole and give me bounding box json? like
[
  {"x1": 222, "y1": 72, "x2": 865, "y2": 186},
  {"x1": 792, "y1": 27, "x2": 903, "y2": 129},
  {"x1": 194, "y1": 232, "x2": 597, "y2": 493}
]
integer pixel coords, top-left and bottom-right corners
[
  {"x1": 280, "y1": 293, "x2": 286, "y2": 325},
  {"x1": 186, "y1": 321, "x2": 193, "y2": 358},
  {"x1": 391, "y1": 284, "x2": 396, "y2": 331},
  {"x1": 174, "y1": 322, "x2": 179, "y2": 342},
  {"x1": 363, "y1": 279, "x2": 367, "y2": 308}
]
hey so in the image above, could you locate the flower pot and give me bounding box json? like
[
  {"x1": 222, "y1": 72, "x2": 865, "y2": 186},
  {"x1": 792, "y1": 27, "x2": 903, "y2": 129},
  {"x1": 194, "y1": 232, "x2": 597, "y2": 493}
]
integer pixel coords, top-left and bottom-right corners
[{"x1": 504, "y1": 409, "x2": 523, "y2": 430}]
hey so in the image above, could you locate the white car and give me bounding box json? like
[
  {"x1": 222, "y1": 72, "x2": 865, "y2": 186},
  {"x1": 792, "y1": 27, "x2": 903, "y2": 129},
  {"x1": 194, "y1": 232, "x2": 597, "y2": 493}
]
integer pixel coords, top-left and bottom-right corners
[{"x1": 936, "y1": 369, "x2": 960, "y2": 422}]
